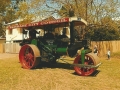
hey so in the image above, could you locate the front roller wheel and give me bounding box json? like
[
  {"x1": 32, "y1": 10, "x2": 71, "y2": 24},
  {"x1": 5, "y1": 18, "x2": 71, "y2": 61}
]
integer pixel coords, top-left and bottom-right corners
[
  {"x1": 19, "y1": 44, "x2": 40, "y2": 69},
  {"x1": 73, "y1": 53, "x2": 100, "y2": 76}
]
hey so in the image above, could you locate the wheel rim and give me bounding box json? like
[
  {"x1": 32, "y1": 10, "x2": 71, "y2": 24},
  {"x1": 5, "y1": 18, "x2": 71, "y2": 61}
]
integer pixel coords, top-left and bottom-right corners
[
  {"x1": 74, "y1": 53, "x2": 99, "y2": 76},
  {"x1": 19, "y1": 44, "x2": 40, "y2": 69}
]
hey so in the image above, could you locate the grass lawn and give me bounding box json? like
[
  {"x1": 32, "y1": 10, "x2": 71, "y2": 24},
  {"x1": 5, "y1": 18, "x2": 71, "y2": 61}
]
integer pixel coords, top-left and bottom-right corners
[{"x1": 0, "y1": 54, "x2": 120, "y2": 90}]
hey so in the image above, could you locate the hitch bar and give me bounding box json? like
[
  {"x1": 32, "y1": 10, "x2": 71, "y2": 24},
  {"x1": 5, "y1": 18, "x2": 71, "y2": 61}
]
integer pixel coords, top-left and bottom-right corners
[{"x1": 71, "y1": 62, "x2": 102, "y2": 68}]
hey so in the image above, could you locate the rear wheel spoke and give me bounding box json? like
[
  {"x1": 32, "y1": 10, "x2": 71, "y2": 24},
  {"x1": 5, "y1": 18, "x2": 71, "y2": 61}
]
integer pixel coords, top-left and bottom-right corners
[{"x1": 19, "y1": 44, "x2": 40, "y2": 69}]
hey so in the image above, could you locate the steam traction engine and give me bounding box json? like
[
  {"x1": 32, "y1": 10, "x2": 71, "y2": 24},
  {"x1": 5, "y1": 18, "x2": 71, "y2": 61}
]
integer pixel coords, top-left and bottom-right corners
[{"x1": 8, "y1": 17, "x2": 101, "y2": 76}]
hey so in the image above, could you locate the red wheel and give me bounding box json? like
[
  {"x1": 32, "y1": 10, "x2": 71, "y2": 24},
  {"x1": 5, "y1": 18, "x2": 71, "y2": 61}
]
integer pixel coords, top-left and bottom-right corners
[
  {"x1": 19, "y1": 44, "x2": 40, "y2": 69},
  {"x1": 73, "y1": 53, "x2": 100, "y2": 76}
]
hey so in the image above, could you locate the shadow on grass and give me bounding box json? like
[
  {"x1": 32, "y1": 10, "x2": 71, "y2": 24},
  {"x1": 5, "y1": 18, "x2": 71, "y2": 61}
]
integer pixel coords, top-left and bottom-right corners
[
  {"x1": 72, "y1": 70, "x2": 100, "y2": 77},
  {"x1": 37, "y1": 61, "x2": 73, "y2": 70},
  {"x1": 90, "y1": 70, "x2": 101, "y2": 77},
  {"x1": 35, "y1": 61, "x2": 100, "y2": 77}
]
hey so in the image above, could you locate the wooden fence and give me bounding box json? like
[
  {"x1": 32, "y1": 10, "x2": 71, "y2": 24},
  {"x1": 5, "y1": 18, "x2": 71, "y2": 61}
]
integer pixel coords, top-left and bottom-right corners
[
  {"x1": 0, "y1": 44, "x2": 5, "y2": 53},
  {"x1": 0, "y1": 43, "x2": 21, "y2": 54},
  {"x1": 0, "y1": 40, "x2": 120, "y2": 56},
  {"x1": 90, "y1": 40, "x2": 120, "y2": 56}
]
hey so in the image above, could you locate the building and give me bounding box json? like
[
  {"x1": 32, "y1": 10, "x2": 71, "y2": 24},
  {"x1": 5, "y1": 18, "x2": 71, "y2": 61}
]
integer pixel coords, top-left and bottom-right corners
[
  {"x1": 5, "y1": 16, "x2": 56, "y2": 43},
  {"x1": 5, "y1": 19, "x2": 24, "y2": 43}
]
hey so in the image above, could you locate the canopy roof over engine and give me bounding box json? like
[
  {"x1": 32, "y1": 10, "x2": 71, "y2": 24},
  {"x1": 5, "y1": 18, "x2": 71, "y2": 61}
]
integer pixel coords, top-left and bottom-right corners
[{"x1": 7, "y1": 17, "x2": 87, "y2": 29}]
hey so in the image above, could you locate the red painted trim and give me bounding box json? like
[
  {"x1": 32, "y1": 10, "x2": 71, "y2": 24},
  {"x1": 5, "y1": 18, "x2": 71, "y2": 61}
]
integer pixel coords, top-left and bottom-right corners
[{"x1": 7, "y1": 18, "x2": 69, "y2": 29}]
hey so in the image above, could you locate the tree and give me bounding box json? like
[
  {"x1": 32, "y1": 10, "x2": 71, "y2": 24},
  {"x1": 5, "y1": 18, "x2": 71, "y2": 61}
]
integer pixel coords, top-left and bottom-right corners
[
  {"x1": 56, "y1": 0, "x2": 120, "y2": 41},
  {"x1": 3, "y1": 0, "x2": 120, "y2": 41},
  {"x1": 101, "y1": 16, "x2": 119, "y2": 31},
  {"x1": 15, "y1": 0, "x2": 54, "y2": 24},
  {"x1": 0, "y1": 0, "x2": 11, "y2": 37},
  {"x1": 85, "y1": 25, "x2": 120, "y2": 41}
]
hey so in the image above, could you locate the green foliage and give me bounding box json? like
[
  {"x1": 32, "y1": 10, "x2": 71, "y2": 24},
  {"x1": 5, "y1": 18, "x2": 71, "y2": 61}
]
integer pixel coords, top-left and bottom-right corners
[
  {"x1": 85, "y1": 25, "x2": 120, "y2": 41},
  {"x1": 0, "y1": 0, "x2": 11, "y2": 37},
  {"x1": 0, "y1": 0, "x2": 26, "y2": 37}
]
